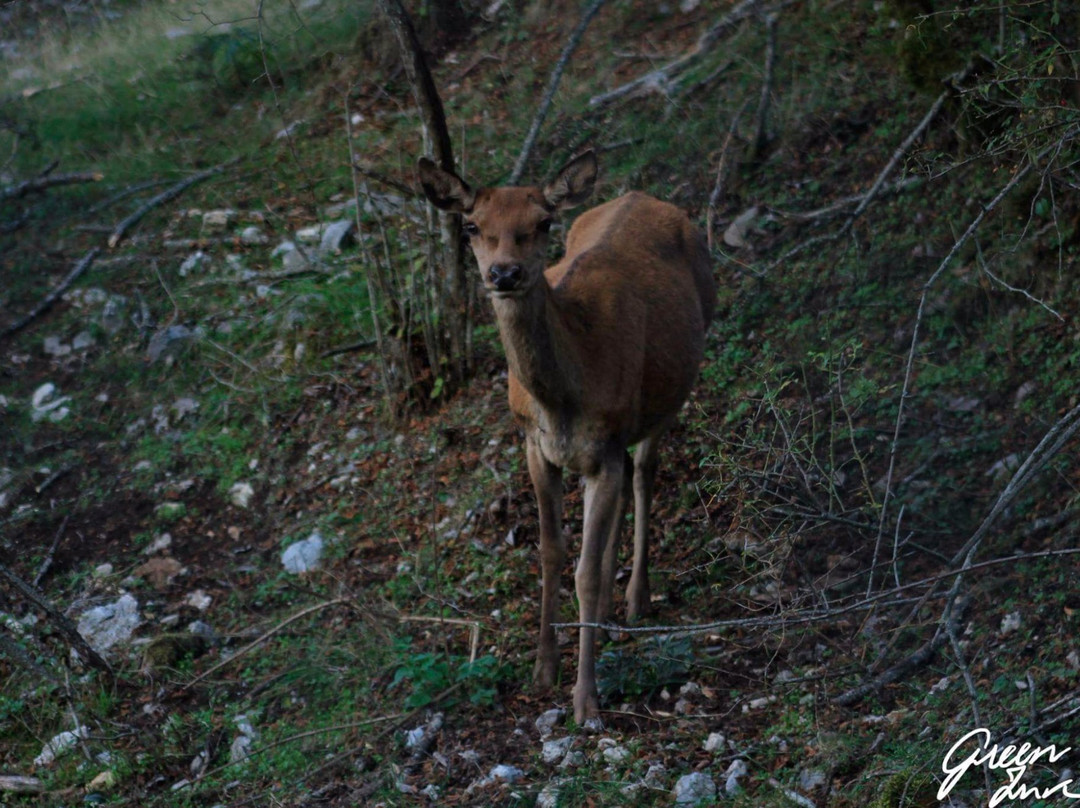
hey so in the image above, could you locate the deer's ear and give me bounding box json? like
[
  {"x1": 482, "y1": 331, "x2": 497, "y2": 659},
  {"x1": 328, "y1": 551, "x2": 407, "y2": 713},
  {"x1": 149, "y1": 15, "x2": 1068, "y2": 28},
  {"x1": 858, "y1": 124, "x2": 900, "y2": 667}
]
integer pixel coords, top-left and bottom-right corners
[
  {"x1": 543, "y1": 150, "x2": 598, "y2": 211},
  {"x1": 417, "y1": 158, "x2": 476, "y2": 213}
]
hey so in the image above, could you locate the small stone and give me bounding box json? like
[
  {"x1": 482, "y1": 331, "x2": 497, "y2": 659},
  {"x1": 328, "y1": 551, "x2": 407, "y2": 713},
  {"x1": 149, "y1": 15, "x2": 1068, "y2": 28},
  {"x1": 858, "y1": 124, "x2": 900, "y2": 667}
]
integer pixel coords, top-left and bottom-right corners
[
  {"x1": 34, "y1": 727, "x2": 90, "y2": 766},
  {"x1": 281, "y1": 532, "x2": 324, "y2": 573},
  {"x1": 535, "y1": 707, "x2": 565, "y2": 738},
  {"x1": 73, "y1": 331, "x2": 95, "y2": 350},
  {"x1": 723, "y1": 206, "x2": 759, "y2": 248},
  {"x1": 184, "y1": 590, "x2": 212, "y2": 611},
  {"x1": 488, "y1": 764, "x2": 523, "y2": 783},
  {"x1": 87, "y1": 770, "x2": 116, "y2": 790},
  {"x1": 133, "y1": 557, "x2": 184, "y2": 589},
  {"x1": 43, "y1": 335, "x2": 72, "y2": 357},
  {"x1": 536, "y1": 781, "x2": 561, "y2": 808},
  {"x1": 643, "y1": 763, "x2": 667, "y2": 788},
  {"x1": 93, "y1": 563, "x2": 114, "y2": 578},
  {"x1": 1066, "y1": 650, "x2": 1079, "y2": 670},
  {"x1": 679, "y1": 681, "x2": 702, "y2": 698},
  {"x1": 318, "y1": 219, "x2": 356, "y2": 254},
  {"x1": 674, "y1": 771, "x2": 716, "y2": 805},
  {"x1": 704, "y1": 732, "x2": 725, "y2": 752},
  {"x1": 76, "y1": 594, "x2": 141, "y2": 655},
  {"x1": 602, "y1": 744, "x2": 631, "y2": 765},
  {"x1": 172, "y1": 397, "x2": 199, "y2": 419},
  {"x1": 559, "y1": 750, "x2": 586, "y2": 768},
  {"x1": 541, "y1": 736, "x2": 573, "y2": 764},
  {"x1": 178, "y1": 251, "x2": 210, "y2": 277},
  {"x1": 229, "y1": 482, "x2": 255, "y2": 508},
  {"x1": 202, "y1": 209, "x2": 236, "y2": 234},
  {"x1": 799, "y1": 768, "x2": 827, "y2": 790},
  {"x1": 295, "y1": 225, "x2": 324, "y2": 244},
  {"x1": 240, "y1": 226, "x2": 269, "y2": 245},
  {"x1": 229, "y1": 734, "x2": 254, "y2": 764},
  {"x1": 724, "y1": 759, "x2": 748, "y2": 795},
  {"x1": 1000, "y1": 611, "x2": 1022, "y2": 635},
  {"x1": 146, "y1": 325, "x2": 195, "y2": 364}
]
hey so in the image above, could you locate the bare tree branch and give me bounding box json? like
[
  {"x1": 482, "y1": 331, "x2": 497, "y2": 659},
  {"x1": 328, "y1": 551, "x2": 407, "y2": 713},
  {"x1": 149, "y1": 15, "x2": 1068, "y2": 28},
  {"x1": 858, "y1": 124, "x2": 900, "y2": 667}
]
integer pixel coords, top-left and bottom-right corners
[
  {"x1": 509, "y1": 0, "x2": 608, "y2": 185},
  {"x1": 0, "y1": 247, "x2": 100, "y2": 342},
  {"x1": 107, "y1": 158, "x2": 239, "y2": 249},
  {"x1": 0, "y1": 170, "x2": 103, "y2": 202}
]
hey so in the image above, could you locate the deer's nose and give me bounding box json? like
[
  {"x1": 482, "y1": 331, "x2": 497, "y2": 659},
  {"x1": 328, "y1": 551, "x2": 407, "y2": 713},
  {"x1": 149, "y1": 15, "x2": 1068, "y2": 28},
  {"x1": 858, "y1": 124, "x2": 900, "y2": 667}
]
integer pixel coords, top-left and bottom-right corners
[{"x1": 489, "y1": 264, "x2": 523, "y2": 292}]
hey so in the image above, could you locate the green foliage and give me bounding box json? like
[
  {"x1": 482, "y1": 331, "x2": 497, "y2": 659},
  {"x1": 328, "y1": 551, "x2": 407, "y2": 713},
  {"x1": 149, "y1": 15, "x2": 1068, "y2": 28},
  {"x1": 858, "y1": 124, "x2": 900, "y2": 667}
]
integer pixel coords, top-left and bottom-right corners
[
  {"x1": 391, "y1": 643, "x2": 506, "y2": 709},
  {"x1": 595, "y1": 635, "x2": 694, "y2": 700}
]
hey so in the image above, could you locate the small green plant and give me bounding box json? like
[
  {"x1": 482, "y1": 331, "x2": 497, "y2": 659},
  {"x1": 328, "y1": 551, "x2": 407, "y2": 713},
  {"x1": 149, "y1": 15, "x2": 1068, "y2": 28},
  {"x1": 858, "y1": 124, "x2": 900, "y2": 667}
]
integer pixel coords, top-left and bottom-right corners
[{"x1": 391, "y1": 644, "x2": 505, "y2": 709}]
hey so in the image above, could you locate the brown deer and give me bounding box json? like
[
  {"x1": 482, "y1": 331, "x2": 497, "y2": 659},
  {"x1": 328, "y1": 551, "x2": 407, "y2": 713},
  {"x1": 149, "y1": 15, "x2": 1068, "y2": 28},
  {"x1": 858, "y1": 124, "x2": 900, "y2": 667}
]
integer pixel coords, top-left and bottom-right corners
[{"x1": 418, "y1": 150, "x2": 716, "y2": 726}]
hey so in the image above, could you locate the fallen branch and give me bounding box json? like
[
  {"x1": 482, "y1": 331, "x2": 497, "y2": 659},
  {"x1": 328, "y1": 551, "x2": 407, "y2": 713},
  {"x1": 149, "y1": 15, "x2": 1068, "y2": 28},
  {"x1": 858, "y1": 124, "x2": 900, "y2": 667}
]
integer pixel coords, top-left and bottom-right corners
[
  {"x1": 706, "y1": 103, "x2": 747, "y2": 251},
  {"x1": 107, "y1": 157, "x2": 240, "y2": 249},
  {"x1": 832, "y1": 596, "x2": 968, "y2": 706},
  {"x1": 320, "y1": 338, "x2": 378, "y2": 359},
  {"x1": 0, "y1": 170, "x2": 103, "y2": 202},
  {"x1": 0, "y1": 560, "x2": 113, "y2": 676},
  {"x1": 32, "y1": 515, "x2": 68, "y2": 588},
  {"x1": 0, "y1": 247, "x2": 100, "y2": 342},
  {"x1": 509, "y1": 0, "x2": 608, "y2": 184},
  {"x1": 553, "y1": 546, "x2": 1080, "y2": 636},
  {"x1": 589, "y1": 0, "x2": 764, "y2": 108}
]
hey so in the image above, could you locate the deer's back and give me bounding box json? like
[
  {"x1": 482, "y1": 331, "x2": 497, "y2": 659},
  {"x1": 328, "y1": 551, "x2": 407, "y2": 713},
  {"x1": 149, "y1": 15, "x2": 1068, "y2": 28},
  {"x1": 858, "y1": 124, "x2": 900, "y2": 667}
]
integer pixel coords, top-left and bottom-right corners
[{"x1": 535, "y1": 192, "x2": 716, "y2": 448}]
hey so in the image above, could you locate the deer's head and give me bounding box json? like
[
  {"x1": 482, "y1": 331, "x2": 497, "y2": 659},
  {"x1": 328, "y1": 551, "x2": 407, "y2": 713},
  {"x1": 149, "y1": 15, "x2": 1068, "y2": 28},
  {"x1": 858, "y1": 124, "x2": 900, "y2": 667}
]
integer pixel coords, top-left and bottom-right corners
[{"x1": 418, "y1": 151, "x2": 598, "y2": 298}]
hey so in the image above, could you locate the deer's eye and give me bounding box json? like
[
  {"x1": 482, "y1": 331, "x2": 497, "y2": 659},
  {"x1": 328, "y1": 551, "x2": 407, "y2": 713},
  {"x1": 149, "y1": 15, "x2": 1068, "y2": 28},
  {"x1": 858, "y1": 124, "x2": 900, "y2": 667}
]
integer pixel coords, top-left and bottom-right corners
[
  {"x1": 463, "y1": 222, "x2": 480, "y2": 237},
  {"x1": 537, "y1": 218, "x2": 553, "y2": 234}
]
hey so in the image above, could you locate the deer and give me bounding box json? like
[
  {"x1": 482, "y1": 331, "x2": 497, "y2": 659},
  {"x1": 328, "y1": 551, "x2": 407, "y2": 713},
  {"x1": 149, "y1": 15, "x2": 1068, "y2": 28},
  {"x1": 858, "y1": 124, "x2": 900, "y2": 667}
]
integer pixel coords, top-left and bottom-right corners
[{"x1": 418, "y1": 150, "x2": 716, "y2": 727}]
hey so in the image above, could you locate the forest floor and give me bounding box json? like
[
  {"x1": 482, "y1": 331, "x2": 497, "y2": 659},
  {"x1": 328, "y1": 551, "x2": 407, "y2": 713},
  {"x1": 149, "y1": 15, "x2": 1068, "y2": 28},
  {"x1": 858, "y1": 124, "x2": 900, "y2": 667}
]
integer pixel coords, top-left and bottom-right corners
[{"x1": 1, "y1": 0, "x2": 1079, "y2": 806}]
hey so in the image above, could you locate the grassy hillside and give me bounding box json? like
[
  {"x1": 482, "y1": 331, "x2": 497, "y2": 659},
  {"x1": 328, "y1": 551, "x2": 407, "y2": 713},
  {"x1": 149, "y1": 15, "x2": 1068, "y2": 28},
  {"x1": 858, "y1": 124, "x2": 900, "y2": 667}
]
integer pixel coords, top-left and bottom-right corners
[{"x1": 1, "y1": 0, "x2": 1078, "y2": 805}]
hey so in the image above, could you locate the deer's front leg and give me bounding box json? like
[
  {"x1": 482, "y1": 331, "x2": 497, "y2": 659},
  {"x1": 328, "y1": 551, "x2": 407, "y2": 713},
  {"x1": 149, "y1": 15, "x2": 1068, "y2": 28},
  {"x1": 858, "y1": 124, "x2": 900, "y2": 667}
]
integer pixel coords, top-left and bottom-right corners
[
  {"x1": 528, "y1": 436, "x2": 564, "y2": 689},
  {"x1": 574, "y1": 452, "x2": 626, "y2": 726}
]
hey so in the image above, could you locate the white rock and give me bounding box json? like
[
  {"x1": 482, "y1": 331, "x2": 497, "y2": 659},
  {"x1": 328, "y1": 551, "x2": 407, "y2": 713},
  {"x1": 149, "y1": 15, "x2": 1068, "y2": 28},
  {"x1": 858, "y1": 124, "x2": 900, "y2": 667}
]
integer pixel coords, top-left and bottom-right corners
[
  {"x1": 179, "y1": 251, "x2": 210, "y2": 276},
  {"x1": 202, "y1": 209, "x2": 236, "y2": 234},
  {"x1": 281, "y1": 532, "x2": 324, "y2": 573},
  {"x1": 1067, "y1": 649, "x2": 1079, "y2": 670},
  {"x1": 724, "y1": 759, "x2": 748, "y2": 795},
  {"x1": 723, "y1": 206, "x2": 759, "y2": 248},
  {"x1": 318, "y1": 219, "x2": 355, "y2": 254},
  {"x1": 184, "y1": 590, "x2": 212, "y2": 611},
  {"x1": 488, "y1": 764, "x2": 524, "y2": 783},
  {"x1": 240, "y1": 226, "x2": 269, "y2": 245},
  {"x1": 405, "y1": 725, "x2": 426, "y2": 748},
  {"x1": 295, "y1": 225, "x2": 324, "y2": 244},
  {"x1": 602, "y1": 744, "x2": 631, "y2": 765},
  {"x1": 536, "y1": 781, "x2": 561, "y2": 808},
  {"x1": 93, "y1": 563, "x2": 114, "y2": 578},
  {"x1": 34, "y1": 726, "x2": 90, "y2": 766},
  {"x1": 72, "y1": 331, "x2": 95, "y2": 350},
  {"x1": 1000, "y1": 611, "x2": 1022, "y2": 635},
  {"x1": 679, "y1": 681, "x2": 702, "y2": 698},
  {"x1": 643, "y1": 762, "x2": 667, "y2": 787},
  {"x1": 229, "y1": 734, "x2": 254, "y2": 764},
  {"x1": 229, "y1": 482, "x2": 255, "y2": 508},
  {"x1": 172, "y1": 397, "x2": 199, "y2": 419},
  {"x1": 559, "y1": 750, "x2": 586, "y2": 768},
  {"x1": 541, "y1": 736, "x2": 573, "y2": 764},
  {"x1": 43, "y1": 335, "x2": 72, "y2": 356},
  {"x1": 76, "y1": 594, "x2": 140, "y2": 655},
  {"x1": 31, "y1": 382, "x2": 71, "y2": 422},
  {"x1": 535, "y1": 707, "x2": 565, "y2": 738},
  {"x1": 704, "y1": 731, "x2": 726, "y2": 752},
  {"x1": 799, "y1": 768, "x2": 827, "y2": 790},
  {"x1": 674, "y1": 771, "x2": 717, "y2": 804}
]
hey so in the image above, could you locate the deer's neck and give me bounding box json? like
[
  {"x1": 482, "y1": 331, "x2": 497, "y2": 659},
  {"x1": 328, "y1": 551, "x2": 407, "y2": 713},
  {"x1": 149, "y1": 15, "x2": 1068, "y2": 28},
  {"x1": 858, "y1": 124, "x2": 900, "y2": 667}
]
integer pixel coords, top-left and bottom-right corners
[{"x1": 492, "y1": 278, "x2": 580, "y2": 411}]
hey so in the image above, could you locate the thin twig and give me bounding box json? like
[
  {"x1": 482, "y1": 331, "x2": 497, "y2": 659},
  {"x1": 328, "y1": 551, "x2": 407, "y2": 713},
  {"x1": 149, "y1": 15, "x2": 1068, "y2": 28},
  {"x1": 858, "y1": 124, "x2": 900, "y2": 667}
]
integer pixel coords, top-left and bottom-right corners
[
  {"x1": 0, "y1": 248, "x2": 100, "y2": 342},
  {"x1": 554, "y1": 546, "x2": 1080, "y2": 636},
  {"x1": 0, "y1": 170, "x2": 103, "y2": 202},
  {"x1": 508, "y1": 0, "x2": 608, "y2": 185},
  {"x1": 32, "y1": 516, "x2": 68, "y2": 588},
  {"x1": 107, "y1": 157, "x2": 240, "y2": 249},
  {"x1": 181, "y1": 598, "x2": 350, "y2": 690},
  {"x1": 706, "y1": 102, "x2": 747, "y2": 251}
]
